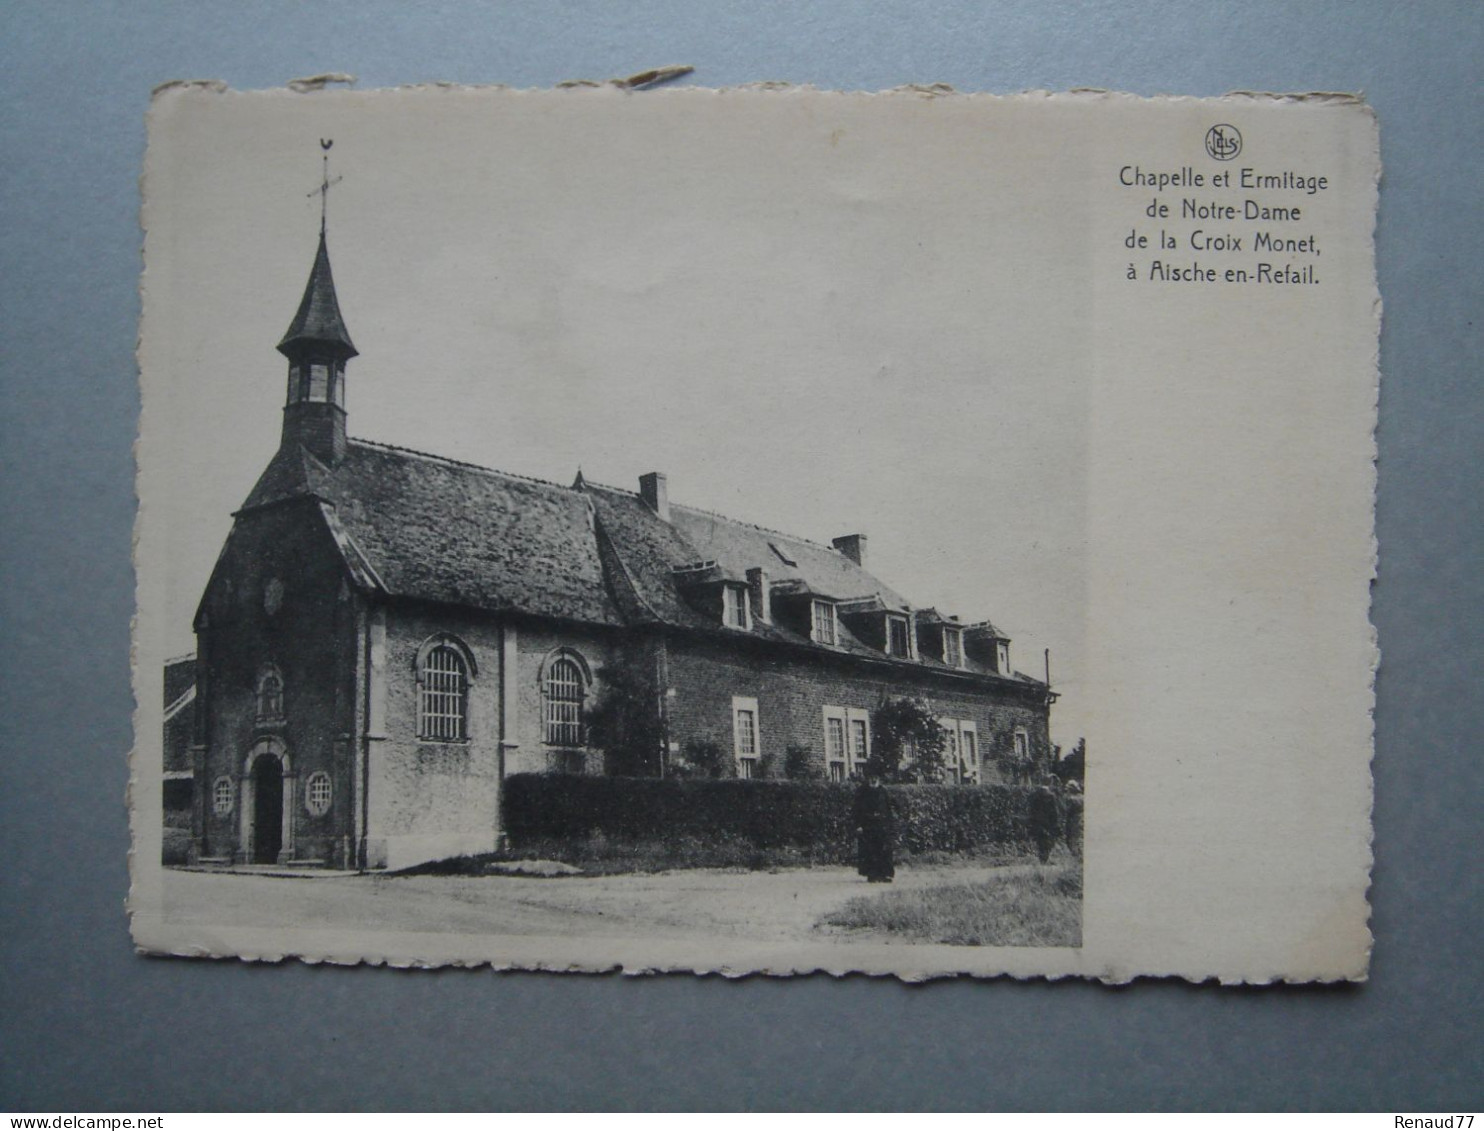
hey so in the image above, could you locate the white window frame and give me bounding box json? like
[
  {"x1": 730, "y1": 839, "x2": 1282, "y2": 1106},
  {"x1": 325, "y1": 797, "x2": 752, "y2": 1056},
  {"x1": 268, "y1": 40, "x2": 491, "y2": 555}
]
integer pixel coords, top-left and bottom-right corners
[
  {"x1": 543, "y1": 654, "x2": 587, "y2": 747},
  {"x1": 823, "y1": 706, "x2": 849, "y2": 782},
  {"x1": 938, "y1": 716, "x2": 960, "y2": 783},
  {"x1": 304, "y1": 770, "x2": 333, "y2": 816},
  {"x1": 418, "y1": 642, "x2": 469, "y2": 742},
  {"x1": 811, "y1": 599, "x2": 838, "y2": 646},
  {"x1": 997, "y1": 641, "x2": 1011, "y2": 674},
  {"x1": 846, "y1": 707, "x2": 871, "y2": 778},
  {"x1": 212, "y1": 775, "x2": 235, "y2": 816},
  {"x1": 937, "y1": 718, "x2": 981, "y2": 784},
  {"x1": 732, "y1": 696, "x2": 760, "y2": 779},
  {"x1": 722, "y1": 584, "x2": 751, "y2": 631},
  {"x1": 885, "y1": 613, "x2": 915, "y2": 659},
  {"x1": 959, "y1": 721, "x2": 980, "y2": 784},
  {"x1": 1013, "y1": 727, "x2": 1030, "y2": 758},
  {"x1": 943, "y1": 627, "x2": 964, "y2": 669}
]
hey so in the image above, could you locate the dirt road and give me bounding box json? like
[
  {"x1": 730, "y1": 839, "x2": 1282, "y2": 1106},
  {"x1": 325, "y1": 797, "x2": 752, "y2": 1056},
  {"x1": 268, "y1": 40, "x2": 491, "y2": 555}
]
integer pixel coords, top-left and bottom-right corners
[{"x1": 163, "y1": 863, "x2": 1030, "y2": 944}]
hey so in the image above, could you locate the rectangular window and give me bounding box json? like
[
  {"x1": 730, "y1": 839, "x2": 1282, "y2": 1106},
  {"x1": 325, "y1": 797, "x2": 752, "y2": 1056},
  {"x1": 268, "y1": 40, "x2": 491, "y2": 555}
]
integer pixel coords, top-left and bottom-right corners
[
  {"x1": 811, "y1": 600, "x2": 837, "y2": 646},
  {"x1": 723, "y1": 585, "x2": 749, "y2": 629},
  {"x1": 848, "y1": 709, "x2": 871, "y2": 776},
  {"x1": 944, "y1": 627, "x2": 963, "y2": 668},
  {"x1": 307, "y1": 363, "x2": 331, "y2": 402},
  {"x1": 943, "y1": 724, "x2": 960, "y2": 783},
  {"x1": 997, "y1": 642, "x2": 1011, "y2": 674},
  {"x1": 733, "y1": 696, "x2": 760, "y2": 778},
  {"x1": 1013, "y1": 728, "x2": 1029, "y2": 758},
  {"x1": 961, "y1": 723, "x2": 979, "y2": 784},
  {"x1": 824, "y1": 709, "x2": 848, "y2": 782},
  {"x1": 937, "y1": 719, "x2": 981, "y2": 784},
  {"x1": 887, "y1": 614, "x2": 911, "y2": 657}
]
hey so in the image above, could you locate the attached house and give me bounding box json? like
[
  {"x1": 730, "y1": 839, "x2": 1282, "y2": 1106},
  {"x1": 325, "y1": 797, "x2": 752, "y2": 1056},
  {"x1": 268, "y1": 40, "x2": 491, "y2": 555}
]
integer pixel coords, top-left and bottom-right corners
[{"x1": 179, "y1": 226, "x2": 1056, "y2": 870}]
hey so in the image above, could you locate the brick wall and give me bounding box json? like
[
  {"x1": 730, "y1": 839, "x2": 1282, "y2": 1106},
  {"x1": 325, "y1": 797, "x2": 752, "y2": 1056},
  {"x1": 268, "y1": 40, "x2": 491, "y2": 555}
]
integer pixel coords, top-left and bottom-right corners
[{"x1": 664, "y1": 634, "x2": 1051, "y2": 780}]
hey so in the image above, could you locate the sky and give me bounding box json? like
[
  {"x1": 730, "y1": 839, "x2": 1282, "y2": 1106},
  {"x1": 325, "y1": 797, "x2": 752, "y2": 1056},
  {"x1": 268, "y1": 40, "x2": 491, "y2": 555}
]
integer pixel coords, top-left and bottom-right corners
[{"x1": 138, "y1": 85, "x2": 1092, "y2": 746}]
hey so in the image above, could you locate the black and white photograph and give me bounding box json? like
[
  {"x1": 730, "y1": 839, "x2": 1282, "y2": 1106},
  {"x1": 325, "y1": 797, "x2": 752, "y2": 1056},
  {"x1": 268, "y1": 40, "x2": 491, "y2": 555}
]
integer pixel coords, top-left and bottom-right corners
[{"x1": 131, "y1": 85, "x2": 1375, "y2": 980}]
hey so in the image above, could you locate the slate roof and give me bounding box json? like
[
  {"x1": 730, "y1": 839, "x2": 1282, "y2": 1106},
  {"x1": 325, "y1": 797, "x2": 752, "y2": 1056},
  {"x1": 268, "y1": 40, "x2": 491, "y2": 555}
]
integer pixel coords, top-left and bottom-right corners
[
  {"x1": 234, "y1": 437, "x2": 1042, "y2": 685},
  {"x1": 668, "y1": 504, "x2": 909, "y2": 608},
  {"x1": 163, "y1": 654, "x2": 196, "y2": 709},
  {"x1": 240, "y1": 440, "x2": 623, "y2": 625},
  {"x1": 163, "y1": 654, "x2": 196, "y2": 775},
  {"x1": 277, "y1": 231, "x2": 357, "y2": 359}
]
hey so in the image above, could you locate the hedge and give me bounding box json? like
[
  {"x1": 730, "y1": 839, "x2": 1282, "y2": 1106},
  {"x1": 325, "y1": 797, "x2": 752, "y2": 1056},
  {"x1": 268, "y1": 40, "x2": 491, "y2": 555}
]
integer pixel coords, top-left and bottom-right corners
[{"x1": 503, "y1": 774, "x2": 1084, "y2": 862}]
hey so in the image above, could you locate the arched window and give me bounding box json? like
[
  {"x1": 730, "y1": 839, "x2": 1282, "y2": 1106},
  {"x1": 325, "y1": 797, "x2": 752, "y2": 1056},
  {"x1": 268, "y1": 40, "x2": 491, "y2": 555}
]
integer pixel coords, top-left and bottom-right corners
[
  {"x1": 544, "y1": 655, "x2": 586, "y2": 747},
  {"x1": 256, "y1": 665, "x2": 284, "y2": 723},
  {"x1": 419, "y1": 644, "x2": 469, "y2": 741}
]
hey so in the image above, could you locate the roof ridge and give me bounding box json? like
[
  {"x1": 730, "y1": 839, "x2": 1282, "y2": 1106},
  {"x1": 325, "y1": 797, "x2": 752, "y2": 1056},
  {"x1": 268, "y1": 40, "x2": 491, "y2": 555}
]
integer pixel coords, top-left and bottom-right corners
[
  {"x1": 582, "y1": 479, "x2": 836, "y2": 549},
  {"x1": 450, "y1": 461, "x2": 841, "y2": 555},
  {"x1": 668, "y1": 500, "x2": 834, "y2": 551},
  {"x1": 348, "y1": 438, "x2": 577, "y2": 493}
]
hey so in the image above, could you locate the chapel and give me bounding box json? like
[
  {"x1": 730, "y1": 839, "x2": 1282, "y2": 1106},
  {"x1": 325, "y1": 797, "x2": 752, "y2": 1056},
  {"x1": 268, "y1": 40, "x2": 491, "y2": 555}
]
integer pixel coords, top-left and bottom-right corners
[{"x1": 172, "y1": 223, "x2": 1055, "y2": 870}]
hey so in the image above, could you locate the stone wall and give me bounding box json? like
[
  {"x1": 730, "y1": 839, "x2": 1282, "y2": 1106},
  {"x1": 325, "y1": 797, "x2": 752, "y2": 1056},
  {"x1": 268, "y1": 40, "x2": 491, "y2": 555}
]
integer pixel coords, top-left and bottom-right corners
[{"x1": 193, "y1": 499, "x2": 358, "y2": 867}]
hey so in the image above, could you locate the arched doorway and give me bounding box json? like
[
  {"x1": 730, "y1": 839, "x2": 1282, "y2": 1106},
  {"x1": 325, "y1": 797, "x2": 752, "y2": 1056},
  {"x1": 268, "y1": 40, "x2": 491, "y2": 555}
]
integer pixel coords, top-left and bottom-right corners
[{"x1": 251, "y1": 752, "x2": 284, "y2": 864}]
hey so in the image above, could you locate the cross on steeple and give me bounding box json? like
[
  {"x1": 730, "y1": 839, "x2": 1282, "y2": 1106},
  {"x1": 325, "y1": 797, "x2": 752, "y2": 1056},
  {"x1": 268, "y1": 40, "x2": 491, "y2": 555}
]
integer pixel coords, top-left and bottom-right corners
[
  {"x1": 279, "y1": 139, "x2": 356, "y2": 466},
  {"x1": 307, "y1": 138, "x2": 342, "y2": 235}
]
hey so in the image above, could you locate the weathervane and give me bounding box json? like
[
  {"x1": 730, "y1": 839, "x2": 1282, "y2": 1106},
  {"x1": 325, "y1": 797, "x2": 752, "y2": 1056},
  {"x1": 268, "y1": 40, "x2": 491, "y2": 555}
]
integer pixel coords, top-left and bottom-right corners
[{"x1": 307, "y1": 138, "x2": 342, "y2": 234}]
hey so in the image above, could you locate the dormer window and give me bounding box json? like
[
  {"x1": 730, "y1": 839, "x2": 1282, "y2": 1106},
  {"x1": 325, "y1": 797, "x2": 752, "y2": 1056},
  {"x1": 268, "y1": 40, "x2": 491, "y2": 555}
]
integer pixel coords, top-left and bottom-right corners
[
  {"x1": 811, "y1": 600, "x2": 838, "y2": 646},
  {"x1": 997, "y1": 641, "x2": 1011, "y2": 674},
  {"x1": 943, "y1": 627, "x2": 964, "y2": 668},
  {"x1": 723, "y1": 584, "x2": 751, "y2": 630},
  {"x1": 886, "y1": 614, "x2": 913, "y2": 658}
]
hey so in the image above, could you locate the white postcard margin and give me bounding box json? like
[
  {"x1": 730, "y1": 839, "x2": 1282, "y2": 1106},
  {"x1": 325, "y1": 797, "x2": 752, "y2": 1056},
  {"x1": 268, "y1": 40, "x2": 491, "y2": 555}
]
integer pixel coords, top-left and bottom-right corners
[{"x1": 128, "y1": 84, "x2": 1378, "y2": 982}]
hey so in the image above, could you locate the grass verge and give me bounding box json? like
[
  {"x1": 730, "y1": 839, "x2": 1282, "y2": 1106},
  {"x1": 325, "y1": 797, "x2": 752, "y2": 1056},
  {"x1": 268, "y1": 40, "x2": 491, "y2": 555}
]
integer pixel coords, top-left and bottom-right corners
[{"x1": 816, "y1": 863, "x2": 1082, "y2": 948}]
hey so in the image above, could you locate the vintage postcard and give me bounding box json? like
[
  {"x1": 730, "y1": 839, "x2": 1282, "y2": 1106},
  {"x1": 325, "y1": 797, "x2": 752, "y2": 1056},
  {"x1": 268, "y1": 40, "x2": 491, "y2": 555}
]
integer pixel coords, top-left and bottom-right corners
[{"x1": 129, "y1": 84, "x2": 1378, "y2": 980}]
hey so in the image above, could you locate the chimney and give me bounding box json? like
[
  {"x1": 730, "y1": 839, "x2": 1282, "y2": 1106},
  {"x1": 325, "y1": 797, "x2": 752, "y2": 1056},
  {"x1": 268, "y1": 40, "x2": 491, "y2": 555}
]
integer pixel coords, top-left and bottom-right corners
[
  {"x1": 639, "y1": 472, "x2": 669, "y2": 522},
  {"x1": 832, "y1": 533, "x2": 867, "y2": 567},
  {"x1": 746, "y1": 567, "x2": 771, "y2": 624}
]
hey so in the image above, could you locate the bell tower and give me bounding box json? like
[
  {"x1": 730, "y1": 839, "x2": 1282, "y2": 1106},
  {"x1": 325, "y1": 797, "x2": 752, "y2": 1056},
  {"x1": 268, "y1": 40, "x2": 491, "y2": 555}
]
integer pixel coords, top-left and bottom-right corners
[{"x1": 277, "y1": 140, "x2": 356, "y2": 466}]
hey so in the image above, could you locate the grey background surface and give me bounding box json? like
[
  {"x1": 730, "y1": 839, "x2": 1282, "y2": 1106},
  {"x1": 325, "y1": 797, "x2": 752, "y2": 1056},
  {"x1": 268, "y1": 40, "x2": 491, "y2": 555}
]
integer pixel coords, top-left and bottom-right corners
[{"x1": 1, "y1": 0, "x2": 1479, "y2": 1112}]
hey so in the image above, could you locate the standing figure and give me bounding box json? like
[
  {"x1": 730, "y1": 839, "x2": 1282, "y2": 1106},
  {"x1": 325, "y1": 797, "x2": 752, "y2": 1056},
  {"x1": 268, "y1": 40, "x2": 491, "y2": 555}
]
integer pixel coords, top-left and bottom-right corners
[
  {"x1": 1028, "y1": 778, "x2": 1066, "y2": 864},
  {"x1": 853, "y1": 776, "x2": 896, "y2": 883}
]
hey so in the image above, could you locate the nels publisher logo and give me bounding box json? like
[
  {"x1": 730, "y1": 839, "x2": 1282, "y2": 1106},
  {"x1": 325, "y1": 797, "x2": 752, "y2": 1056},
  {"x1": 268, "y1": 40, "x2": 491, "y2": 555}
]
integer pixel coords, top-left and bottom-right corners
[{"x1": 1205, "y1": 123, "x2": 1242, "y2": 161}]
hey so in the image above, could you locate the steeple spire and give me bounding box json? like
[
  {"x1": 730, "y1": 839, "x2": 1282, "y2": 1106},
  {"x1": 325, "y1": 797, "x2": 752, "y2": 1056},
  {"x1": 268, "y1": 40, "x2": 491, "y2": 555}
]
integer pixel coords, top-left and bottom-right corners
[
  {"x1": 279, "y1": 141, "x2": 355, "y2": 361},
  {"x1": 277, "y1": 140, "x2": 356, "y2": 466}
]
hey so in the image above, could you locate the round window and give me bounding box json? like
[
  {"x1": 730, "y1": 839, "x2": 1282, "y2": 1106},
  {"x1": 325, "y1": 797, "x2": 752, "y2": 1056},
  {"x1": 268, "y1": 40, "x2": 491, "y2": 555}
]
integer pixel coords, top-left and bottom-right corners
[
  {"x1": 305, "y1": 771, "x2": 333, "y2": 816},
  {"x1": 212, "y1": 776, "x2": 234, "y2": 816}
]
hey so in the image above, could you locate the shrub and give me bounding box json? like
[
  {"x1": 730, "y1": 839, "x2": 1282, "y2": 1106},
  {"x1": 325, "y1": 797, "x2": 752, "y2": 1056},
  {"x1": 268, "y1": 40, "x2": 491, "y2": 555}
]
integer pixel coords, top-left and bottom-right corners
[
  {"x1": 673, "y1": 739, "x2": 728, "y2": 780},
  {"x1": 871, "y1": 697, "x2": 949, "y2": 783},
  {"x1": 502, "y1": 774, "x2": 1059, "y2": 863},
  {"x1": 1063, "y1": 794, "x2": 1084, "y2": 856},
  {"x1": 784, "y1": 743, "x2": 823, "y2": 781}
]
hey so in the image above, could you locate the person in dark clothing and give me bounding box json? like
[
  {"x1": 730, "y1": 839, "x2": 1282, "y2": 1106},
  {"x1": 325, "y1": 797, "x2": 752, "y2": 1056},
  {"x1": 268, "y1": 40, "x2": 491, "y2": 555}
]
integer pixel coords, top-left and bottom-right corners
[
  {"x1": 1028, "y1": 779, "x2": 1066, "y2": 864},
  {"x1": 853, "y1": 777, "x2": 896, "y2": 882}
]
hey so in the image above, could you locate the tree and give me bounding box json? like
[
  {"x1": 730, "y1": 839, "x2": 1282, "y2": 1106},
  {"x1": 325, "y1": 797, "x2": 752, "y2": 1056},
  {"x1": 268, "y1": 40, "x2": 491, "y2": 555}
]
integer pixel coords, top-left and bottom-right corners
[
  {"x1": 585, "y1": 651, "x2": 665, "y2": 777},
  {"x1": 1051, "y1": 737, "x2": 1086, "y2": 787},
  {"x1": 870, "y1": 697, "x2": 949, "y2": 783}
]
